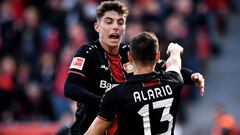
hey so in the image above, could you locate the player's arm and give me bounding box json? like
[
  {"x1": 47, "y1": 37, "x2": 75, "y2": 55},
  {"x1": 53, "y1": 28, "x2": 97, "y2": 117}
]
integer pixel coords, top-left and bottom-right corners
[
  {"x1": 157, "y1": 56, "x2": 204, "y2": 96},
  {"x1": 84, "y1": 88, "x2": 118, "y2": 135},
  {"x1": 84, "y1": 117, "x2": 112, "y2": 135},
  {"x1": 157, "y1": 60, "x2": 204, "y2": 84},
  {"x1": 165, "y1": 43, "x2": 183, "y2": 74},
  {"x1": 182, "y1": 70, "x2": 204, "y2": 96},
  {"x1": 165, "y1": 43, "x2": 205, "y2": 96},
  {"x1": 64, "y1": 73, "x2": 101, "y2": 108},
  {"x1": 64, "y1": 45, "x2": 102, "y2": 108}
]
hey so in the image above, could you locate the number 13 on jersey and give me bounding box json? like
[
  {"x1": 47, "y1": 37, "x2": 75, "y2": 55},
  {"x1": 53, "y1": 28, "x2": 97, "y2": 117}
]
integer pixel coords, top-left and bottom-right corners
[{"x1": 138, "y1": 98, "x2": 174, "y2": 135}]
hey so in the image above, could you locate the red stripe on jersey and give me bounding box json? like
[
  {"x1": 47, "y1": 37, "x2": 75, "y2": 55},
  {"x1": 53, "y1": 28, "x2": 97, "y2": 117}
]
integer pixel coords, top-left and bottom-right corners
[
  {"x1": 143, "y1": 78, "x2": 161, "y2": 88},
  {"x1": 68, "y1": 71, "x2": 85, "y2": 77},
  {"x1": 106, "y1": 53, "x2": 125, "y2": 83},
  {"x1": 97, "y1": 115, "x2": 108, "y2": 121}
]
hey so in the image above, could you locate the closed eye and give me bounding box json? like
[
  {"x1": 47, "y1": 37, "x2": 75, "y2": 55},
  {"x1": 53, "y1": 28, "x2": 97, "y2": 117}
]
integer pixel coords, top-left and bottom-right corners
[
  {"x1": 104, "y1": 17, "x2": 113, "y2": 24},
  {"x1": 118, "y1": 19, "x2": 125, "y2": 25}
]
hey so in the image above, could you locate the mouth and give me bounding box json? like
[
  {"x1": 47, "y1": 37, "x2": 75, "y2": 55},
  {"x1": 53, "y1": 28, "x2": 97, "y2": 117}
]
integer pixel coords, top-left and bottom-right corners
[{"x1": 109, "y1": 34, "x2": 120, "y2": 40}]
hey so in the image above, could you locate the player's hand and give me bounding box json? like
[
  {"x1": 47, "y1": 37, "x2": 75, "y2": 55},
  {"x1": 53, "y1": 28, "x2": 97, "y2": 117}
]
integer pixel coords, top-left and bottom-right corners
[
  {"x1": 191, "y1": 73, "x2": 205, "y2": 96},
  {"x1": 166, "y1": 43, "x2": 184, "y2": 55}
]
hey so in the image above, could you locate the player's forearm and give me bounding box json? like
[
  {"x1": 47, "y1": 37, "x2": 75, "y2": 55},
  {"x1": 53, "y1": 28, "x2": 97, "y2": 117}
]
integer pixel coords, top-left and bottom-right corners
[
  {"x1": 166, "y1": 43, "x2": 183, "y2": 73},
  {"x1": 64, "y1": 75, "x2": 101, "y2": 108},
  {"x1": 84, "y1": 117, "x2": 111, "y2": 135},
  {"x1": 64, "y1": 83, "x2": 101, "y2": 107},
  {"x1": 166, "y1": 51, "x2": 182, "y2": 72}
]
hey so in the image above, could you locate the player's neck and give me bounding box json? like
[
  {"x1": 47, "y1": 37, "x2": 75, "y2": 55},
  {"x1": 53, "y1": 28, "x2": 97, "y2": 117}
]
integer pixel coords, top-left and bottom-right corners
[
  {"x1": 133, "y1": 65, "x2": 155, "y2": 75},
  {"x1": 99, "y1": 40, "x2": 119, "y2": 55}
]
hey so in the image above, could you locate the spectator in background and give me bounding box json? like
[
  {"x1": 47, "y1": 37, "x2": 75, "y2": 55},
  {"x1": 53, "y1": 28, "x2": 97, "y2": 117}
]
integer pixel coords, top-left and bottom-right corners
[
  {"x1": 0, "y1": 0, "x2": 21, "y2": 57},
  {"x1": 42, "y1": 0, "x2": 67, "y2": 47},
  {"x1": 37, "y1": 51, "x2": 56, "y2": 92},
  {"x1": 53, "y1": 45, "x2": 74, "y2": 119},
  {"x1": 123, "y1": 21, "x2": 143, "y2": 41},
  {"x1": 76, "y1": 0, "x2": 98, "y2": 41},
  {"x1": 211, "y1": 104, "x2": 236, "y2": 135},
  {"x1": 20, "y1": 6, "x2": 41, "y2": 66},
  {"x1": 66, "y1": 22, "x2": 88, "y2": 49},
  {"x1": 0, "y1": 55, "x2": 16, "y2": 122},
  {"x1": 21, "y1": 81, "x2": 55, "y2": 121},
  {"x1": 13, "y1": 60, "x2": 33, "y2": 120}
]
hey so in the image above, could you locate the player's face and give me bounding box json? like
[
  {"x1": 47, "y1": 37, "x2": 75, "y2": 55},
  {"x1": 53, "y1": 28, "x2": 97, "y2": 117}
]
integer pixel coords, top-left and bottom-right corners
[{"x1": 95, "y1": 11, "x2": 126, "y2": 49}]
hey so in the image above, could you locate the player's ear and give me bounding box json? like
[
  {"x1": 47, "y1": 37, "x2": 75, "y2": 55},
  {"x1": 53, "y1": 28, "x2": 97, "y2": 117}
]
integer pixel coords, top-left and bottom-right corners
[
  {"x1": 94, "y1": 22, "x2": 100, "y2": 32},
  {"x1": 155, "y1": 51, "x2": 160, "y2": 62},
  {"x1": 127, "y1": 51, "x2": 133, "y2": 63}
]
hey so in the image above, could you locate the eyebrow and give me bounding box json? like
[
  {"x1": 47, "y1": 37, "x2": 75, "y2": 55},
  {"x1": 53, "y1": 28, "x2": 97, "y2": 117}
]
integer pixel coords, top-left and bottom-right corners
[
  {"x1": 104, "y1": 17, "x2": 113, "y2": 21},
  {"x1": 104, "y1": 17, "x2": 125, "y2": 22}
]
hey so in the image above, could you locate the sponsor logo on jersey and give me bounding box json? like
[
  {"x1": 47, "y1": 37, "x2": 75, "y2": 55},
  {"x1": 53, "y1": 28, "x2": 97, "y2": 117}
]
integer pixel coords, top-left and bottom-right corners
[
  {"x1": 99, "y1": 80, "x2": 118, "y2": 93},
  {"x1": 69, "y1": 57, "x2": 85, "y2": 70},
  {"x1": 123, "y1": 62, "x2": 134, "y2": 73}
]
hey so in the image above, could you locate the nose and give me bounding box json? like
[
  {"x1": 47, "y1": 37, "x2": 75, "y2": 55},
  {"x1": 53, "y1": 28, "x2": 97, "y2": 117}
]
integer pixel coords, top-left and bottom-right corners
[
  {"x1": 113, "y1": 27, "x2": 118, "y2": 31},
  {"x1": 113, "y1": 22, "x2": 119, "y2": 31}
]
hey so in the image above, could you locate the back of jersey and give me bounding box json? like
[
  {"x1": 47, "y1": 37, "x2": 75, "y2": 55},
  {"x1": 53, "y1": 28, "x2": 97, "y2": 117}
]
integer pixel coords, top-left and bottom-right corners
[{"x1": 116, "y1": 71, "x2": 183, "y2": 135}]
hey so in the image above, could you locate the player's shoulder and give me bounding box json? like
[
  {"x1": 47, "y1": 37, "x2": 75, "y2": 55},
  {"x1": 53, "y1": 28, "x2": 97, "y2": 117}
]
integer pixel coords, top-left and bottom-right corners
[
  {"x1": 119, "y1": 42, "x2": 130, "y2": 52},
  {"x1": 106, "y1": 83, "x2": 126, "y2": 97},
  {"x1": 162, "y1": 70, "x2": 184, "y2": 84},
  {"x1": 75, "y1": 41, "x2": 99, "y2": 55},
  {"x1": 110, "y1": 83, "x2": 125, "y2": 92}
]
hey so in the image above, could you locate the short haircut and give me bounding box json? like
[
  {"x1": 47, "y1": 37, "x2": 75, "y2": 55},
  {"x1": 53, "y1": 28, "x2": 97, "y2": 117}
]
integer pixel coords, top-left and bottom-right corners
[
  {"x1": 130, "y1": 32, "x2": 159, "y2": 65},
  {"x1": 96, "y1": 1, "x2": 129, "y2": 21}
]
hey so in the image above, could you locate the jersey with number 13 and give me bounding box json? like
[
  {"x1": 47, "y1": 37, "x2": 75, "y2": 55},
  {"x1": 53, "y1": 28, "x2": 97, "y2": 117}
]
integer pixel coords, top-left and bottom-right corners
[{"x1": 98, "y1": 71, "x2": 183, "y2": 135}]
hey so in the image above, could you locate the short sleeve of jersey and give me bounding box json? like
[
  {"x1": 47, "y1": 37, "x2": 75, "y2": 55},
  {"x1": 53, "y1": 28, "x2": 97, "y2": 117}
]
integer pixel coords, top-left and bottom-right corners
[
  {"x1": 165, "y1": 71, "x2": 184, "y2": 85},
  {"x1": 98, "y1": 88, "x2": 120, "y2": 121},
  {"x1": 68, "y1": 44, "x2": 93, "y2": 77}
]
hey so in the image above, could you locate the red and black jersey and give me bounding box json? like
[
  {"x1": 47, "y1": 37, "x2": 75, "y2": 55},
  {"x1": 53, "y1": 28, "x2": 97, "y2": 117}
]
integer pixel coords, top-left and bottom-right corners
[
  {"x1": 98, "y1": 71, "x2": 184, "y2": 135},
  {"x1": 65, "y1": 40, "x2": 134, "y2": 134},
  {"x1": 67, "y1": 40, "x2": 131, "y2": 98}
]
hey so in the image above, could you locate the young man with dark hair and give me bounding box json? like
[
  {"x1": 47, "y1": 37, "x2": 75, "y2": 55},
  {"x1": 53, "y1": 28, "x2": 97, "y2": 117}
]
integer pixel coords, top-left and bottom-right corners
[
  {"x1": 84, "y1": 32, "x2": 184, "y2": 135},
  {"x1": 64, "y1": 1, "x2": 204, "y2": 135}
]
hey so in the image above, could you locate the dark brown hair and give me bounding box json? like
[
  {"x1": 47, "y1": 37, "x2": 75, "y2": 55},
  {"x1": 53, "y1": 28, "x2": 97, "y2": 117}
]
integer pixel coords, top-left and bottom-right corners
[
  {"x1": 96, "y1": 1, "x2": 129, "y2": 21},
  {"x1": 130, "y1": 32, "x2": 159, "y2": 65}
]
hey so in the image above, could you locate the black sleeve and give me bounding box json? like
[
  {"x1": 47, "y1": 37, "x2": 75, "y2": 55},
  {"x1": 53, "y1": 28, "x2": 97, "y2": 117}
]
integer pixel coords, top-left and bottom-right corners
[
  {"x1": 165, "y1": 71, "x2": 184, "y2": 85},
  {"x1": 98, "y1": 89, "x2": 119, "y2": 121},
  {"x1": 64, "y1": 44, "x2": 101, "y2": 109},
  {"x1": 156, "y1": 60, "x2": 194, "y2": 84},
  {"x1": 64, "y1": 73, "x2": 101, "y2": 109},
  {"x1": 181, "y1": 68, "x2": 194, "y2": 85}
]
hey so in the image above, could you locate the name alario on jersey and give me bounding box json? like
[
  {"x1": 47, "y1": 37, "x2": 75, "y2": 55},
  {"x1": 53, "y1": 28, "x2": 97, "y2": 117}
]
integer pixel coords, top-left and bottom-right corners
[{"x1": 133, "y1": 85, "x2": 173, "y2": 102}]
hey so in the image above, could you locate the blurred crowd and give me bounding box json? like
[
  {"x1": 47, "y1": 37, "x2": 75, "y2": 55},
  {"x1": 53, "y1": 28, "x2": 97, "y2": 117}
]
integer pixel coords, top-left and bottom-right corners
[{"x1": 0, "y1": 0, "x2": 237, "y2": 128}]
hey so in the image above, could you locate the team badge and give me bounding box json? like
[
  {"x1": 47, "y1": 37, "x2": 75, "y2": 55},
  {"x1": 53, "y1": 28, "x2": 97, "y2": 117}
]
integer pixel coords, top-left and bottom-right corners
[
  {"x1": 123, "y1": 62, "x2": 134, "y2": 73},
  {"x1": 69, "y1": 57, "x2": 85, "y2": 70}
]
